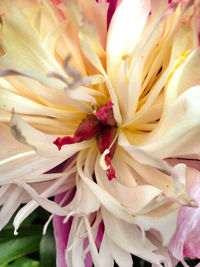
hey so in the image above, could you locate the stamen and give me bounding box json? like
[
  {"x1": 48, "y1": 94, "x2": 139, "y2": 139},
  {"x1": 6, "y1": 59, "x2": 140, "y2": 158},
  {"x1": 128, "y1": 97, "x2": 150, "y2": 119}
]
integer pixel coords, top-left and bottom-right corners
[
  {"x1": 106, "y1": 165, "x2": 116, "y2": 180},
  {"x1": 99, "y1": 149, "x2": 110, "y2": 171},
  {"x1": 99, "y1": 151, "x2": 116, "y2": 180},
  {"x1": 54, "y1": 101, "x2": 118, "y2": 180},
  {"x1": 97, "y1": 127, "x2": 117, "y2": 180}
]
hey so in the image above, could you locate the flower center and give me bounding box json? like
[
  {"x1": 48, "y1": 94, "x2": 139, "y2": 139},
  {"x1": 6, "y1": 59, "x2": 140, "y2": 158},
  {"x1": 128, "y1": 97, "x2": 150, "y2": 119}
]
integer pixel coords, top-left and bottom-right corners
[{"x1": 53, "y1": 101, "x2": 117, "y2": 180}]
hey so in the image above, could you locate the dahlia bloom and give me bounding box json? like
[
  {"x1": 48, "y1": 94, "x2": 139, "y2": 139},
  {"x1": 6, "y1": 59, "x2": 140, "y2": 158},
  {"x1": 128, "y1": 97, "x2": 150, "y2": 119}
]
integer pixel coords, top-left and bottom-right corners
[{"x1": 0, "y1": 0, "x2": 200, "y2": 266}]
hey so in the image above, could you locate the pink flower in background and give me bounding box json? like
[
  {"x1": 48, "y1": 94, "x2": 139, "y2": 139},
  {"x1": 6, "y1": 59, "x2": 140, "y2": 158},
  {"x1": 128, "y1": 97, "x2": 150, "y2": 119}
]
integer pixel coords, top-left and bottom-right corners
[
  {"x1": 168, "y1": 165, "x2": 200, "y2": 265},
  {"x1": 0, "y1": 0, "x2": 200, "y2": 266}
]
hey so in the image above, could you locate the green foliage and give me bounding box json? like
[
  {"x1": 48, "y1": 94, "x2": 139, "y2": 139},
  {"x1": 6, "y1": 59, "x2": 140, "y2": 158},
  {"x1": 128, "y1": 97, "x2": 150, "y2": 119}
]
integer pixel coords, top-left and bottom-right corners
[
  {"x1": 40, "y1": 228, "x2": 56, "y2": 267},
  {"x1": 3, "y1": 257, "x2": 39, "y2": 267},
  {"x1": 0, "y1": 235, "x2": 41, "y2": 266},
  {"x1": 0, "y1": 206, "x2": 56, "y2": 267}
]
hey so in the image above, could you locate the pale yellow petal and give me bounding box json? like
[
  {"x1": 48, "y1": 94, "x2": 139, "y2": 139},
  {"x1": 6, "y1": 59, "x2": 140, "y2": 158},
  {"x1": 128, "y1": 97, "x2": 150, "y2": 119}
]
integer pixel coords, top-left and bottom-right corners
[{"x1": 140, "y1": 86, "x2": 200, "y2": 158}]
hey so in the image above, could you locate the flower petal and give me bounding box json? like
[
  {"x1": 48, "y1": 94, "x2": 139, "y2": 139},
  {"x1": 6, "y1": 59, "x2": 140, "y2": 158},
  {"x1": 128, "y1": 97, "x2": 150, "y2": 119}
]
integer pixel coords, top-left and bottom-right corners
[
  {"x1": 0, "y1": 87, "x2": 80, "y2": 120},
  {"x1": 99, "y1": 232, "x2": 114, "y2": 267},
  {"x1": 0, "y1": 6, "x2": 65, "y2": 85},
  {"x1": 67, "y1": 179, "x2": 100, "y2": 214},
  {"x1": 139, "y1": 85, "x2": 200, "y2": 158},
  {"x1": 102, "y1": 207, "x2": 164, "y2": 265},
  {"x1": 106, "y1": 235, "x2": 133, "y2": 267},
  {"x1": 107, "y1": 0, "x2": 151, "y2": 78},
  {"x1": 0, "y1": 185, "x2": 25, "y2": 230},
  {"x1": 164, "y1": 48, "x2": 200, "y2": 112},
  {"x1": 0, "y1": 122, "x2": 30, "y2": 160},
  {"x1": 80, "y1": 0, "x2": 108, "y2": 49},
  {"x1": 77, "y1": 150, "x2": 136, "y2": 224},
  {"x1": 10, "y1": 112, "x2": 92, "y2": 158},
  {"x1": 169, "y1": 167, "x2": 200, "y2": 260},
  {"x1": 118, "y1": 131, "x2": 178, "y2": 178}
]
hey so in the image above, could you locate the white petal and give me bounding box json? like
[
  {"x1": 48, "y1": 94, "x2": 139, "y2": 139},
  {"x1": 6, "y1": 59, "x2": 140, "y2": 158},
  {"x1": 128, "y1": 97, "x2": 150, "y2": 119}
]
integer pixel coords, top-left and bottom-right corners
[
  {"x1": 165, "y1": 48, "x2": 200, "y2": 112},
  {"x1": 139, "y1": 86, "x2": 200, "y2": 158},
  {"x1": 0, "y1": 87, "x2": 80, "y2": 120},
  {"x1": 13, "y1": 174, "x2": 74, "y2": 233},
  {"x1": 107, "y1": 0, "x2": 151, "y2": 78},
  {"x1": 106, "y1": 235, "x2": 133, "y2": 267},
  {"x1": 77, "y1": 151, "x2": 136, "y2": 224},
  {"x1": 96, "y1": 152, "x2": 162, "y2": 215},
  {"x1": 99, "y1": 233, "x2": 114, "y2": 267},
  {"x1": 0, "y1": 6, "x2": 65, "y2": 80},
  {"x1": 0, "y1": 185, "x2": 25, "y2": 230},
  {"x1": 84, "y1": 216, "x2": 101, "y2": 267},
  {"x1": 68, "y1": 179, "x2": 100, "y2": 214},
  {"x1": 0, "y1": 123, "x2": 30, "y2": 160},
  {"x1": 135, "y1": 208, "x2": 179, "y2": 246},
  {"x1": 102, "y1": 208, "x2": 164, "y2": 265},
  {"x1": 118, "y1": 131, "x2": 178, "y2": 178},
  {"x1": 10, "y1": 113, "x2": 92, "y2": 158}
]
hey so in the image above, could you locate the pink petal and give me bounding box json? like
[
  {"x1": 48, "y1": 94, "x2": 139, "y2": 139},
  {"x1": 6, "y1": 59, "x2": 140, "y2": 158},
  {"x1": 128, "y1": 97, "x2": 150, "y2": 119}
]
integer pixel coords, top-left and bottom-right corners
[
  {"x1": 49, "y1": 0, "x2": 65, "y2": 19},
  {"x1": 53, "y1": 192, "x2": 74, "y2": 267},
  {"x1": 95, "y1": 220, "x2": 104, "y2": 249},
  {"x1": 106, "y1": 0, "x2": 118, "y2": 27},
  {"x1": 83, "y1": 238, "x2": 93, "y2": 267},
  {"x1": 168, "y1": 167, "x2": 200, "y2": 260},
  {"x1": 167, "y1": 158, "x2": 200, "y2": 172},
  {"x1": 97, "y1": 0, "x2": 120, "y2": 27}
]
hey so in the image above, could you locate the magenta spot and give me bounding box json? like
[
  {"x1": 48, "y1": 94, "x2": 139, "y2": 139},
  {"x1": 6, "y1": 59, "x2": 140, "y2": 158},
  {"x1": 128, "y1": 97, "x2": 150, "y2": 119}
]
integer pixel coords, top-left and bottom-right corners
[
  {"x1": 96, "y1": 220, "x2": 104, "y2": 249},
  {"x1": 97, "y1": 126, "x2": 117, "y2": 159},
  {"x1": 106, "y1": 165, "x2": 116, "y2": 180},
  {"x1": 53, "y1": 115, "x2": 102, "y2": 150},
  {"x1": 95, "y1": 101, "x2": 115, "y2": 126},
  {"x1": 54, "y1": 102, "x2": 117, "y2": 181},
  {"x1": 107, "y1": 0, "x2": 118, "y2": 28}
]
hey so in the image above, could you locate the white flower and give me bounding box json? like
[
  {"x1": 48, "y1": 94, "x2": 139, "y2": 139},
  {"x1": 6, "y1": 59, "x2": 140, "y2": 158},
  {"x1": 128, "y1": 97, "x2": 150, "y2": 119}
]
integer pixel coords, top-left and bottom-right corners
[{"x1": 0, "y1": 0, "x2": 200, "y2": 266}]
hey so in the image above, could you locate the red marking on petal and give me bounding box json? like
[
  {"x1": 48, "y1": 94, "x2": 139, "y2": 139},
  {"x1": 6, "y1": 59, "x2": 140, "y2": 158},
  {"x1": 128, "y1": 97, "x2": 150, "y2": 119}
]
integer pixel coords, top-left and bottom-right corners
[
  {"x1": 105, "y1": 155, "x2": 116, "y2": 180},
  {"x1": 53, "y1": 115, "x2": 102, "y2": 150},
  {"x1": 96, "y1": 220, "x2": 104, "y2": 249},
  {"x1": 95, "y1": 101, "x2": 115, "y2": 126},
  {"x1": 49, "y1": 0, "x2": 65, "y2": 20},
  {"x1": 53, "y1": 136, "x2": 80, "y2": 150},
  {"x1": 107, "y1": 0, "x2": 118, "y2": 28},
  {"x1": 97, "y1": 126, "x2": 117, "y2": 159},
  {"x1": 106, "y1": 165, "x2": 116, "y2": 180},
  {"x1": 74, "y1": 115, "x2": 102, "y2": 141},
  {"x1": 105, "y1": 154, "x2": 111, "y2": 166},
  {"x1": 50, "y1": 0, "x2": 62, "y2": 5}
]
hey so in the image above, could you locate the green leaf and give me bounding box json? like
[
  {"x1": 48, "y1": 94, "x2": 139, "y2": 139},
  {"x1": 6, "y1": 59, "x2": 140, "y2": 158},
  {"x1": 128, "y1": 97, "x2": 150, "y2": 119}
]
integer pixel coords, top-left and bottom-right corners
[
  {"x1": 0, "y1": 225, "x2": 43, "y2": 243},
  {"x1": 0, "y1": 235, "x2": 41, "y2": 266},
  {"x1": 39, "y1": 228, "x2": 56, "y2": 267},
  {"x1": 3, "y1": 256, "x2": 39, "y2": 267}
]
